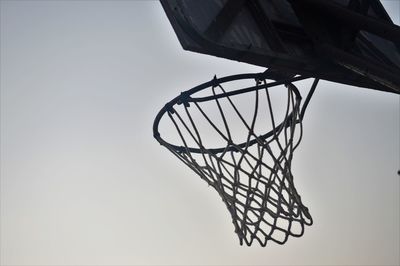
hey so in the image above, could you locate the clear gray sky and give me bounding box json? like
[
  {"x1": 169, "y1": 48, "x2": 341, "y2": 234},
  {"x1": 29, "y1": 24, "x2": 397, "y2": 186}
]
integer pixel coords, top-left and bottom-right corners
[{"x1": 0, "y1": 1, "x2": 399, "y2": 265}]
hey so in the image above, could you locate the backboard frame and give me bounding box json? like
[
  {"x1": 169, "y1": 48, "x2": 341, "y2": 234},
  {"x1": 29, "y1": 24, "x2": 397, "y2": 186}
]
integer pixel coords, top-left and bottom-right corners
[{"x1": 160, "y1": 0, "x2": 400, "y2": 94}]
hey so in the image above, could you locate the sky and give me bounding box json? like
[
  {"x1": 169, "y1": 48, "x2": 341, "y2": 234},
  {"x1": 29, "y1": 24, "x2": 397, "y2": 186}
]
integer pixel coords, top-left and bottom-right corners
[{"x1": 0, "y1": 0, "x2": 399, "y2": 265}]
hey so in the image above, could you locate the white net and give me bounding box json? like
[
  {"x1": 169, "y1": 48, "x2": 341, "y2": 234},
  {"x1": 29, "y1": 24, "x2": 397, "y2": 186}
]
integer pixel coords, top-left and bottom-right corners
[{"x1": 154, "y1": 74, "x2": 314, "y2": 246}]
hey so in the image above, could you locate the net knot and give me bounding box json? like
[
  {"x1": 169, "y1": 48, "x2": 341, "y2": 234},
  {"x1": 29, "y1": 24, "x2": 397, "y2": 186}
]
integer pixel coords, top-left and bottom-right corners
[{"x1": 178, "y1": 91, "x2": 191, "y2": 107}]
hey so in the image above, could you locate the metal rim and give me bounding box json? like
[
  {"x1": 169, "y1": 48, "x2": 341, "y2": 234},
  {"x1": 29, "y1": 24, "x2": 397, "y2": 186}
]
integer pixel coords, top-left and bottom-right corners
[{"x1": 153, "y1": 72, "x2": 305, "y2": 154}]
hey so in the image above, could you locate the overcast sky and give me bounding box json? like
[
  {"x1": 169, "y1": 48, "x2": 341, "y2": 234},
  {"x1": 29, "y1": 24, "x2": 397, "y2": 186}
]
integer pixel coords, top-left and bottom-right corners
[{"x1": 1, "y1": 1, "x2": 399, "y2": 265}]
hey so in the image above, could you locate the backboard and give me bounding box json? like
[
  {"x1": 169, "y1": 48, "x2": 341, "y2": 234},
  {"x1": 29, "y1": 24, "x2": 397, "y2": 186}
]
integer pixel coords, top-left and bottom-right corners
[{"x1": 160, "y1": 0, "x2": 400, "y2": 93}]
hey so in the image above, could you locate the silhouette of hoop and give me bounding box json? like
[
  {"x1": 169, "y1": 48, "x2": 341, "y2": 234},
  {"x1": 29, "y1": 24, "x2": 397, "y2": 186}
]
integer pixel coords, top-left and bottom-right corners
[{"x1": 153, "y1": 72, "x2": 318, "y2": 245}]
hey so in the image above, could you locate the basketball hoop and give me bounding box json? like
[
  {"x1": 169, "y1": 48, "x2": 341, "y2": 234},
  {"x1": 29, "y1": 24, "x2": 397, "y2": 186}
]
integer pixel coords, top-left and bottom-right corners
[{"x1": 153, "y1": 73, "x2": 319, "y2": 245}]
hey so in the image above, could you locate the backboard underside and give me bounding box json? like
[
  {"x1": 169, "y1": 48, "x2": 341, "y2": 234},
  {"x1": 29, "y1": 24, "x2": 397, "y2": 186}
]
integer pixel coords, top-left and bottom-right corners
[{"x1": 160, "y1": 0, "x2": 400, "y2": 94}]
